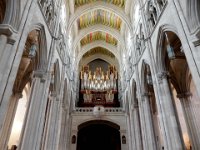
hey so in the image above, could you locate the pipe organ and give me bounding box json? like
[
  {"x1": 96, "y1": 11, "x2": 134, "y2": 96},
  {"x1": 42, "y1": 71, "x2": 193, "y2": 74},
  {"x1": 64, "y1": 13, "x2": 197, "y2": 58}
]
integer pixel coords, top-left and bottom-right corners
[{"x1": 79, "y1": 65, "x2": 119, "y2": 107}]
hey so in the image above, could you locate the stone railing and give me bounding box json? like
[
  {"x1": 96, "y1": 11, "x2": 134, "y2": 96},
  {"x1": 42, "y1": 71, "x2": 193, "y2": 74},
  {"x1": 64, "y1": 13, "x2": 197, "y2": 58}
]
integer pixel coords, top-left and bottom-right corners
[
  {"x1": 74, "y1": 107, "x2": 124, "y2": 113},
  {"x1": 75, "y1": 107, "x2": 93, "y2": 113}
]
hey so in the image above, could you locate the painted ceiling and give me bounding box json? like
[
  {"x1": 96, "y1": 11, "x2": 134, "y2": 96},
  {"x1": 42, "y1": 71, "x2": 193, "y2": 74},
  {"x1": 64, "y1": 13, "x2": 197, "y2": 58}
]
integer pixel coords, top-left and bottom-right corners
[
  {"x1": 83, "y1": 47, "x2": 115, "y2": 59},
  {"x1": 77, "y1": 9, "x2": 122, "y2": 30},
  {"x1": 80, "y1": 31, "x2": 118, "y2": 47},
  {"x1": 75, "y1": 0, "x2": 126, "y2": 8}
]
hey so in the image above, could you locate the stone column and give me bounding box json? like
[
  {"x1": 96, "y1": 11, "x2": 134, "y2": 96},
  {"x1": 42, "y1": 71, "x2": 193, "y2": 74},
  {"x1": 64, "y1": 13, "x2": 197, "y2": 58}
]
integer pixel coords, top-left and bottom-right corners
[
  {"x1": 177, "y1": 93, "x2": 200, "y2": 149},
  {"x1": 58, "y1": 106, "x2": 69, "y2": 150},
  {"x1": 157, "y1": 71, "x2": 185, "y2": 150},
  {"x1": 132, "y1": 103, "x2": 143, "y2": 150},
  {"x1": 0, "y1": 93, "x2": 22, "y2": 149},
  {"x1": 137, "y1": 98, "x2": 148, "y2": 150},
  {"x1": 126, "y1": 112, "x2": 135, "y2": 150},
  {"x1": 43, "y1": 92, "x2": 61, "y2": 150},
  {"x1": 142, "y1": 92, "x2": 157, "y2": 150},
  {"x1": 0, "y1": 27, "x2": 16, "y2": 104},
  {"x1": 18, "y1": 71, "x2": 50, "y2": 150},
  {"x1": 129, "y1": 106, "x2": 137, "y2": 150}
]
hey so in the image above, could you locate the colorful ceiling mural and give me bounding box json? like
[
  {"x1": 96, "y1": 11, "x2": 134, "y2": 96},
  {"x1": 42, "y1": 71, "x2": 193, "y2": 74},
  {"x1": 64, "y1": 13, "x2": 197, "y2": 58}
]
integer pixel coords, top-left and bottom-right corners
[
  {"x1": 75, "y1": 0, "x2": 126, "y2": 8},
  {"x1": 77, "y1": 9, "x2": 122, "y2": 30},
  {"x1": 83, "y1": 47, "x2": 115, "y2": 59},
  {"x1": 80, "y1": 31, "x2": 118, "y2": 47}
]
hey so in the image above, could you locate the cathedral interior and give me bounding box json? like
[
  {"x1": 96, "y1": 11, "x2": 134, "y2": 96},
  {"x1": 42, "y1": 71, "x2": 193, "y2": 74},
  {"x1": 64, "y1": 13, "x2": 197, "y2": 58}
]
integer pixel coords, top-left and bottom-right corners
[{"x1": 0, "y1": 0, "x2": 200, "y2": 150}]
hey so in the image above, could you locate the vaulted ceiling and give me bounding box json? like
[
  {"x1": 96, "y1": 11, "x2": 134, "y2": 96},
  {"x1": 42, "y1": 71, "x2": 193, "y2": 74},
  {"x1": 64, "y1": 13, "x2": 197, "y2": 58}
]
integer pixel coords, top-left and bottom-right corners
[
  {"x1": 67, "y1": 0, "x2": 133, "y2": 69},
  {"x1": 74, "y1": 0, "x2": 126, "y2": 8}
]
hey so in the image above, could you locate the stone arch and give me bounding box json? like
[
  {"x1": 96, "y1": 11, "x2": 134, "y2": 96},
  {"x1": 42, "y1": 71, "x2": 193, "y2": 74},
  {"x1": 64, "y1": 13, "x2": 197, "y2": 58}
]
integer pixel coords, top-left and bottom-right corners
[
  {"x1": 155, "y1": 25, "x2": 190, "y2": 93},
  {"x1": 30, "y1": 24, "x2": 48, "y2": 71},
  {"x1": 78, "y1": 41, "x2": 120, "y2": 61},
  {"x1": 73, "y1": 24, "x2": 125, "y2": 53},
  {"x1": 77, "y1": 120, "x2": 121, "y2": 150},
  {"x1": 155, "y1": 24, "x2": 179, "y2": 72},
  {"x1": 75, "y1": 118, "x2": 121, "y2": 130},
  {"x1": 78, "y1": 120, "x2": 120, "y2": 131},
  {"x1": 67, "y1": 1, "x2": 133, "y2": 34},
  {"x1": 12, "y1": 25, "x2": 48, "y2": 94},
  {"x1": 0, "y1": 24, "x2": 49, "y2": 149},
  {"x1": 156, "y1": 27, "x2": 200, "y2": 148},
  {"x1": 79, "y1": 55, "x2": 119, "y2": 71}
]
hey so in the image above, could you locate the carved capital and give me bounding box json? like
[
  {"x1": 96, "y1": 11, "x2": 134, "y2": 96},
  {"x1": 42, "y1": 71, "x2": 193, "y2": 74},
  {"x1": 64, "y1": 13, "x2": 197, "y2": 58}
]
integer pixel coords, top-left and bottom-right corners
[
  {"x1": 157, "y1": 71, "x2": 169, "y2": 83},
  {"x1": 134, "y1": 104, "x2": 139, "y2": 108},
  {"x1": 142, "y1": 92, "x2": 150, "y2": 98},
  {"x1": 177, "y1": 92, "x2": 192, "y2": 99},
  {"x1": 0, "y1": 24, "x2": 17, "y2": 36},
  {"x1": 50, "y1": 91, "x2": 57, "y2": 98},
  {"x1": 14, "y1": 92, "x2": 23, "y2": 99},
  {"x1": 33, "y1": 70, "x2": 47, "y2": 82},
  {"x1": 193, "y1": 39, "x2": 200, "y2": 47}
]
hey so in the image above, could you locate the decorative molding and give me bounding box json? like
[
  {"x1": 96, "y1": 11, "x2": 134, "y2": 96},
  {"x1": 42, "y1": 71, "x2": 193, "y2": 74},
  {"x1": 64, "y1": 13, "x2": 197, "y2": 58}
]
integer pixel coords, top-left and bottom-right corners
[
  {"x1": 33, "y1": 70, "x2": 47, "y2": 82},
  {"x1": 142, "y1": 92, "x2": 150, "y2": 98},
  {"x1": 157, "y1": 71, "x2": 169, "y2": 83},
  {"x1": 0, "y1": 24, "x2": 17, "y2": 36},
  {"x1": 177, "y1": 92, "x2": 192, "y2": 99},
  {"x1": 193, "y1": 39, "x2": 200, "y2": 47}
]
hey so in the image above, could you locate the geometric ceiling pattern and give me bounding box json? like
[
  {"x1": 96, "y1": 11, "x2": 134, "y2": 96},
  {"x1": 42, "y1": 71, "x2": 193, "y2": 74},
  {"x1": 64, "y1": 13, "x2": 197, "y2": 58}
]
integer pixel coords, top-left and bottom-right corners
[
  {"x1": 75, "y1": 0, "x2": 126, "y2": 8},
  {"x1": 80, "y1": 31, "x2": 118, "y2": 47},
  {"x1": 83, "y1": 47, "x2": 115, "y2": 59},
  {"x1": 78, "y1": 9, "x2": 122, "y2": 30}
]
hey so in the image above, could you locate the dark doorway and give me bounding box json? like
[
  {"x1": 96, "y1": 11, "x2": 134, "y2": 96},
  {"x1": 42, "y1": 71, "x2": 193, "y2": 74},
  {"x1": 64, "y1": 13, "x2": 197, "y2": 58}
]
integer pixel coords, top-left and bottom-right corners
[{"x1": 77, "y1": 121, "x2": 121, "y2": 150}]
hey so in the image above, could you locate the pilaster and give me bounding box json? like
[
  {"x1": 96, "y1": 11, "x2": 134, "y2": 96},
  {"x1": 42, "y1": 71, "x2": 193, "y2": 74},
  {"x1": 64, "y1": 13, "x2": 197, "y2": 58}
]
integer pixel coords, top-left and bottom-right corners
[
  {"x1": 19, "y1": 71, "x2": 51, "y2": 150},
  {"x1": 0, "y1": 92, "x2": 22, "y2": 149},
  {"x1": 157, "y1": 71, "x2": 185, "y2": 150},
  {"x1": 141, "y1": 92, "x2": 157, "y2": 150},
  {"x1": 177, "y1": 93, "x2": 200, "y2": 149}
]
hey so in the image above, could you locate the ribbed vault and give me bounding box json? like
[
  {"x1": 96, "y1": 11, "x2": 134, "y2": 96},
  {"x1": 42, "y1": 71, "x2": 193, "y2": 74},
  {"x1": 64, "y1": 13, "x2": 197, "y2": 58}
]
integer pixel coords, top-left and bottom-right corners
[{"x1": 67, "y1": 0, "x2": 133, "y2": 70}]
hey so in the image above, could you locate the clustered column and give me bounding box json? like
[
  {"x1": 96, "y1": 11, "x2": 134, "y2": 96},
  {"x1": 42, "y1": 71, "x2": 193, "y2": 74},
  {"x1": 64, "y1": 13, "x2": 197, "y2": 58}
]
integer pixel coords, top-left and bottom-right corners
[
  {"x1": 157, "y1": 71, "x2": 185, "y2": 149},
  {"x1": 19, "y1": 71, "x2": 50, "y2": 150},
  {"x1": 177, "y1": 93, "x2": 200, "y2": 149}
]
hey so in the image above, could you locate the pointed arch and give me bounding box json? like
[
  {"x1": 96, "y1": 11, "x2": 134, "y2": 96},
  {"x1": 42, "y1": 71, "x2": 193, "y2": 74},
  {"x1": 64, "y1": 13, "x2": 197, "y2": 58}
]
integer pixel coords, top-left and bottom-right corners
[
  {"x1": 80, "y1": 55, "x2": 119, "y2": 70},
  {"x1": 78, "y1": 41, "x2": 120, "y2": 61},
  {"x1": 155, "y1": 24, "x2": 179, "y2": 72},
  {"x1": 29, "y1": 24, "x2": 48, "y2": 71},
  {"x1": 73, "y1": 24, "x2": 125, "y2": 53}
]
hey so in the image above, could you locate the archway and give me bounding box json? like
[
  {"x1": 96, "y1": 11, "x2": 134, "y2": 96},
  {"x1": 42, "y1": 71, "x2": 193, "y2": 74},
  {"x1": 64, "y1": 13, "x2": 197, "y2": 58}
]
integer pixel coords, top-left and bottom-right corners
[
  {"x1": 0, "y1": 27, "x2": 47, "y2": 149},
  {"x1": 77, "y1": 120, "x2": 121, "y2": 150},
  {"x1": 158, "y1": 31, "x2": 200, "y2": 149}
]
